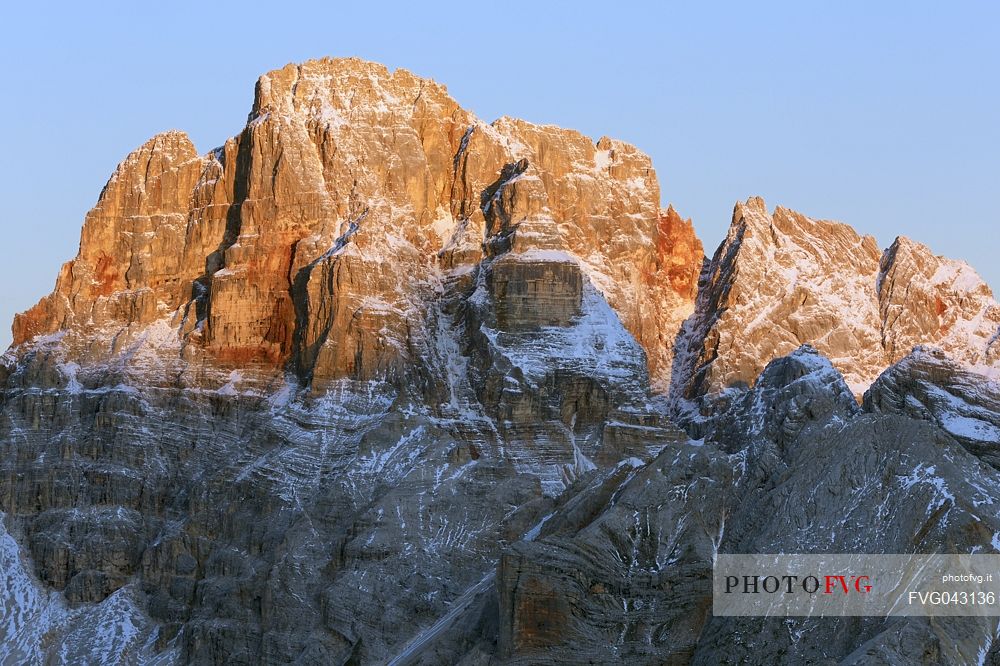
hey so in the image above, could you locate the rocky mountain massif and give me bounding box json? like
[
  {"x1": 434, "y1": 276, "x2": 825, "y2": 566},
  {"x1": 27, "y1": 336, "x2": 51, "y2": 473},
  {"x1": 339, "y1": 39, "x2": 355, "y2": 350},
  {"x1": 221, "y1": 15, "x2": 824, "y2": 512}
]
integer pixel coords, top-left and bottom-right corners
[
  {"x1": 0, "y1": 58, "x2": 998, "y2": 665},
  {"x1": 671, "y1": 196, "x2": 1000, "y2": 401}
]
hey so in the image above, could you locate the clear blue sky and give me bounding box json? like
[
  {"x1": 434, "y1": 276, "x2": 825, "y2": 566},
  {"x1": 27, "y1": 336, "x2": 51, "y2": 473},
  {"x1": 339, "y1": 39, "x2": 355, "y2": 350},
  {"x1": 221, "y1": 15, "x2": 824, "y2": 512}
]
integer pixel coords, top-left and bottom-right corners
[{"x1": 1, "y1": 1, "x2": 997, "y2": 349}]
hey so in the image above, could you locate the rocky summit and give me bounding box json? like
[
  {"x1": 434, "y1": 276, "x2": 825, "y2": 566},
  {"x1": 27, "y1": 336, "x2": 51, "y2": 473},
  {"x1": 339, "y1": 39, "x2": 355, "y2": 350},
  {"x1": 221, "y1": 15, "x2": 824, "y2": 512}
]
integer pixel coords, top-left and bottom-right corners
[{"x1": 1, "y1": 57, "x2": 999, "y2": 665}]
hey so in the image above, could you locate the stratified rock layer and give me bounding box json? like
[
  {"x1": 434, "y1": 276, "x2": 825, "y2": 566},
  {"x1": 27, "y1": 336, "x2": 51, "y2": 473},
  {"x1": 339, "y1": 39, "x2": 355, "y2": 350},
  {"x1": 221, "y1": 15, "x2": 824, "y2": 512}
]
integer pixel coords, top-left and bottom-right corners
[
  {"x1": 3, "y1": 58, "x2": 1000, "y2": 666},
  {"x1": 1, "y1": 57, "x2": 702, "y2": 664}
]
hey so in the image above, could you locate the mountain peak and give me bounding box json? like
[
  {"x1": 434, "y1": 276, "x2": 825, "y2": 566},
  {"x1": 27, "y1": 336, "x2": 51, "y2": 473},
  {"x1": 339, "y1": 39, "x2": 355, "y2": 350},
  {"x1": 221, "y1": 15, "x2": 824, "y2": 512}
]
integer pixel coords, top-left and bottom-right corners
[
  {"x1": 3, "y1": 57, "x2": 1000, "y2": 665},
  {"x1": 250, "y1": 57, "x2": 449, "y2": 123},
  {"x1": 671, "y1": 200, "x2": 999, "y2": 405},
  {"x1": 734, "y1": 194, "x2": 768, "y2": 219},
  {"x1": 10, "y1": 58, "x2": 702, "y2": 395}
]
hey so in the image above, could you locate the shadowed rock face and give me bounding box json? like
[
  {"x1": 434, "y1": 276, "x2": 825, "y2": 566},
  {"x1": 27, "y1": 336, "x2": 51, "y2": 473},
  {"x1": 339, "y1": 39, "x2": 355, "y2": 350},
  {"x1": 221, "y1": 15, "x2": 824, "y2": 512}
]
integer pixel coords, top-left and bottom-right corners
[
  {"x1": 496, "y1": 348, "x2": 1000, "y2": 665},
  {"x1": 865, "y1": 345, "x2": 1000, "y2": 468},
  {"x1": 488, "y1": 257, "x2": 584, "y2": 331},
  {"x1": 2, "y1": 58, "x2": 999, "y2": 665}
]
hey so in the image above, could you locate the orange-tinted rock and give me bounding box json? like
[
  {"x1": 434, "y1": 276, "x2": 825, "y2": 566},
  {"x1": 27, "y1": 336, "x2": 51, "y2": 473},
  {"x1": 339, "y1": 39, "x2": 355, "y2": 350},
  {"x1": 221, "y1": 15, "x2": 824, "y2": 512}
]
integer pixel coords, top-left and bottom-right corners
[
  {"x1": 13, "y1": 131, "x2": 210, "y2": 347},
  {"x1": 878, "y1": 236, "x2": 1000, "y2": 373},
  {"x1": 11, "y1": 58, "x2": 703, "y2": 394}
]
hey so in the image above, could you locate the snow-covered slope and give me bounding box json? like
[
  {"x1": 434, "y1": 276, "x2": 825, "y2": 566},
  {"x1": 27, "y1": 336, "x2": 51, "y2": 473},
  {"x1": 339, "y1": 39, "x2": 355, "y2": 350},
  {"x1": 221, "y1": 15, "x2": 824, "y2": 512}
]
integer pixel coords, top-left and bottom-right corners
[
  {"x1": 866, "y1": 345, "x2": 1000, "y2": 466},
  {"x1": 0, "y1": 513, "x2": 175, "y2": 664}
]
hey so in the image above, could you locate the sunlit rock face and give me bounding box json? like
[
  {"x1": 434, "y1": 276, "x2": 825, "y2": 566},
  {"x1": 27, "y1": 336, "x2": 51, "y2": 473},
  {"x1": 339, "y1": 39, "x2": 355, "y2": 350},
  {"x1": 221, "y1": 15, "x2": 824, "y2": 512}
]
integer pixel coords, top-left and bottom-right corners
[
  {"x1": 670, "y1": 196, "x2": 999, "y2": 405},
  {"x1": 2, "y1": 58, "x2": 999, "y2": 665},
  {"x1": 0, "y1": 57, "x2": 702, "y2": 663},
  {"x1": 13, "y1": 58, "x2": 702, "y2": 394}
]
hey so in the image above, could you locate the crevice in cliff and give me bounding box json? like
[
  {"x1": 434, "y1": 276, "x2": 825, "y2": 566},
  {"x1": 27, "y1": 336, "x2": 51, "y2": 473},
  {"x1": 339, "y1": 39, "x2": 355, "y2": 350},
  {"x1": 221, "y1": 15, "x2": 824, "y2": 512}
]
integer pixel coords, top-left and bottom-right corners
[
  {"x1": 191, "y1": 130, "x2": 254, "y2": 336},
  {"x1": 453, "y1": 125, "x2": 474, "y2": 172},
  {"x1": 481, "y1": 159, "x2": 529, "y2": 258},
  {"x1": 876, "y1": 239, "x2": 903, "y2": 353},
  {"x1": 667, "y1": 220, "x2": 746, "y2": 411},
  {"x1": 289, "y1": 209, "x2": 368, "y2": 383}
]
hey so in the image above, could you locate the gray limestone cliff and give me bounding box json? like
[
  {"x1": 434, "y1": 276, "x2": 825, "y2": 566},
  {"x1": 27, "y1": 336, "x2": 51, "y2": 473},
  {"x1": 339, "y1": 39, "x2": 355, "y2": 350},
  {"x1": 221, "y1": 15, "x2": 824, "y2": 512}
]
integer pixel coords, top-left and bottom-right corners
[{"x1": 1, "y1": 59, "x2": 999, "y2": 665}]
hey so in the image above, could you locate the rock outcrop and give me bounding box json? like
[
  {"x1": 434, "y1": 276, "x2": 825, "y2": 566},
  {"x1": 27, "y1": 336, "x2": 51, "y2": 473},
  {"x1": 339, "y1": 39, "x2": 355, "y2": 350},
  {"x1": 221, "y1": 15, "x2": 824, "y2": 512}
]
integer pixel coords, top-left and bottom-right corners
[
  {"x1": 0, "y1": 58, "x2": 702, "y2": 664},
  {"x1": 2, "y1": 58, "x2": 999, "y2": 665},
  {"x1": 865, "y1": 345, "x2": 1000, "y2": 467},
  {"x1": 494, "y1": 347, "x2": 1000, "y2": 665},
  {"x1": 13, "y1": 58, "x2": 702, "y2": 394},
  {"x1": 671, "y1": 197, "x2": 1000, "y2": 405}
]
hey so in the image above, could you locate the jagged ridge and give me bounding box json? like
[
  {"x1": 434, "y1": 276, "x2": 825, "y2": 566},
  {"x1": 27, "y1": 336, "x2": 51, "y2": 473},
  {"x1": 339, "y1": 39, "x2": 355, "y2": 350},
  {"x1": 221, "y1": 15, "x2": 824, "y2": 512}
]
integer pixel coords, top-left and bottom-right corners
[{"x1": 2, "y1": 58, "x2": 999, "y2": 665}]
